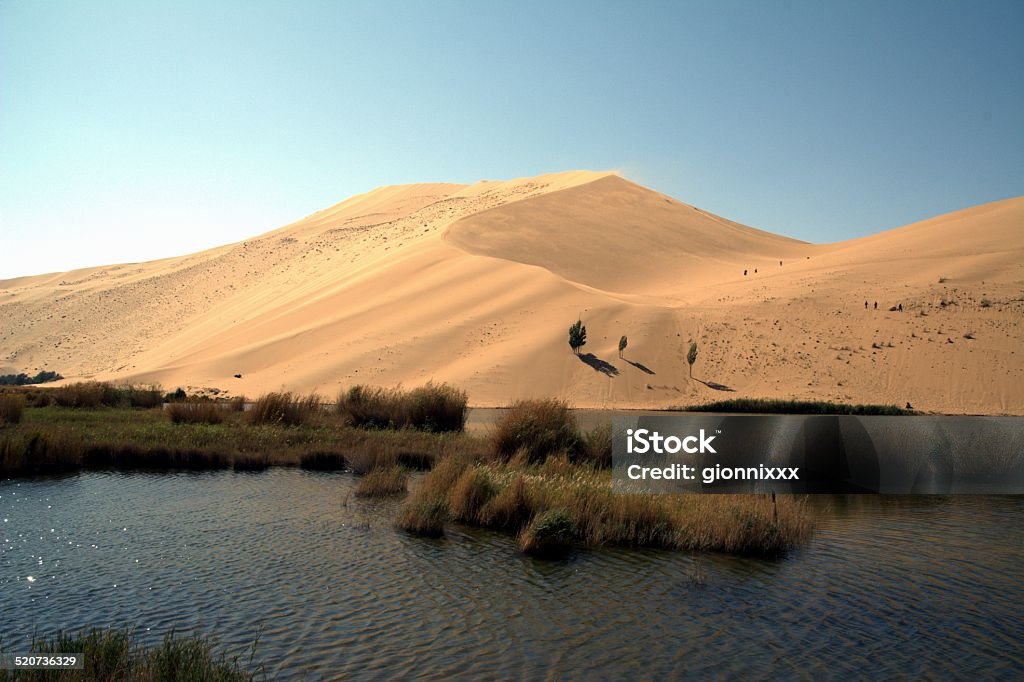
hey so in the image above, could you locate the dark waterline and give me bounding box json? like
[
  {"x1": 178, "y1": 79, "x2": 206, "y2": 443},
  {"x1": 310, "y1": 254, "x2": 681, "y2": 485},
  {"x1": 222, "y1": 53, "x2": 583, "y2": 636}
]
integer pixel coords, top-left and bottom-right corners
[{"x1": 1, "y1": 470, "x2": 1021, "y2": 679}]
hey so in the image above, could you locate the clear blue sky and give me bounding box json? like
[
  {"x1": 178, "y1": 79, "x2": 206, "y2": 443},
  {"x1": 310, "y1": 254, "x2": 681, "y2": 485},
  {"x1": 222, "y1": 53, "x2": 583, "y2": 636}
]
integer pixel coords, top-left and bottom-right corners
[{"x1": 1, "y1": 0, "x2": 1021, "y2": 279}]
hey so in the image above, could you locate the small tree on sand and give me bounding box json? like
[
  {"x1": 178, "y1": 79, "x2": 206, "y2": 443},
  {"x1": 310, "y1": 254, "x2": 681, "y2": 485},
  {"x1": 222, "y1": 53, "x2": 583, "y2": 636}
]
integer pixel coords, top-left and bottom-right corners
[
  {"x1": 687, "y1": 341, "x2": 698, "y2": 378},
  {"x1": 569, "y1": 319, "x2": 587, "y2": 355},
  {"x1": 618, "y1": 335, "x2": 628, "y2": 358}
]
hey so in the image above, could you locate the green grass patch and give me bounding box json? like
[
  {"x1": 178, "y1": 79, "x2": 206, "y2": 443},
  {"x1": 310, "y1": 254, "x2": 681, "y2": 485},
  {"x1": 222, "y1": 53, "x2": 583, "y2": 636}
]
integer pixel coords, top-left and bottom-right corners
[
  {"x1": 0, "y1": 626, "x2": 259, "y2": 681},
  {"x1": 0, "y1": 406, "x2": 485, "y2": 477}
]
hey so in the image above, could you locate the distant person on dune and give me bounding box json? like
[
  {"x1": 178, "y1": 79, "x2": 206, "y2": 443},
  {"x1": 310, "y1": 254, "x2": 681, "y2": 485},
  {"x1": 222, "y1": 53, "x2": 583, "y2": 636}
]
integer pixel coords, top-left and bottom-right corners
[{"x1": 874, "y1": 301, "x2": 878, "y2": 310}]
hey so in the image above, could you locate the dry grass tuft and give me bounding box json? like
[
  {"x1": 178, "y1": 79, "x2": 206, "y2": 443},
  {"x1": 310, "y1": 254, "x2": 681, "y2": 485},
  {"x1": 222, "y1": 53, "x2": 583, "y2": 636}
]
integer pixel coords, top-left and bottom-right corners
[
  {"x1": 354, "y1": 465, "x2": 408, "y2": 497},
  {"x1": 46, "y1": 382, "x2": 164, "y2": 409},
  {"x1": 167, "y1": 400, "x2": 224, "y2": 425},
  {"x1": 491, "y1": 399, "x2": 582, "y2": 463},
  {"x1": 448, "y1": 466, "x2": 498, "y2": 520},
  {"x1": 396, "y1": 499, "x2": 448, "y2": 537},
  {"x1": 518, "y1": 508, "x2": 575, "y2": 557},
  {"x1": 0, "y1": 393, "x2": 25, "y2": 424},
  {"x1": 579, "y1": 421, "x2": 613, "y2": 468},
  {"x1": 345, "y1": 444, "x2": 398, "y2": 474},
  {"x1": 249, "y1": 392, "x2": 323, "y2": 426},
  {"x1": 51, "y1": 382, "x2": 105, "y2": 408},
  {"x1": 338, "y1": 382, "x2": 468, "y2": 432}
]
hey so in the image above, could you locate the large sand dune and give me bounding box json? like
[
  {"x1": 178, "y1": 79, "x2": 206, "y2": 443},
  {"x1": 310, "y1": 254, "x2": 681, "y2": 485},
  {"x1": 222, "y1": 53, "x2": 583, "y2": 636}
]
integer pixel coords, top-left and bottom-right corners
[{"x1": 2, "y1": 171, "x2": 1022, "y2": 414}]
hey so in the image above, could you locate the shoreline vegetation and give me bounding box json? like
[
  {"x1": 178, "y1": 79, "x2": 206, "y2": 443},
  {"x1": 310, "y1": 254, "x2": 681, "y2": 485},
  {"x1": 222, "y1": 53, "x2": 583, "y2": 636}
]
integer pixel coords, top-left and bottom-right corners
[
  {"x1": 0, "y1": 627, "x2": 259, "y2": 682},
  {"x1": 1, "y1": 382, "x2": 814, "y2": 557},
  {"x1": 680, "y1": 398, "x2": 915, "y2": 415}
]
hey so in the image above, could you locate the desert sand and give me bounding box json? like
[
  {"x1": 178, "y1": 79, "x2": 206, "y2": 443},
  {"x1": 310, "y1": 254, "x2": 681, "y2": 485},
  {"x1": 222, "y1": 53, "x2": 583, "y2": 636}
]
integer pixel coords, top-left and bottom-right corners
[{"x1": 2, "y1": 170, "x2": 1022, "y2": 414}]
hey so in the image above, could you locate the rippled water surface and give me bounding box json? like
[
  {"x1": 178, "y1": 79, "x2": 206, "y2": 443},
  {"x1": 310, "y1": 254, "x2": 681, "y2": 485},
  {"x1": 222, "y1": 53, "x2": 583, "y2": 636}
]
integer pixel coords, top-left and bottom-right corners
[{"x1": 1, "y1": 470, "x2": 1022, "y2": 679}]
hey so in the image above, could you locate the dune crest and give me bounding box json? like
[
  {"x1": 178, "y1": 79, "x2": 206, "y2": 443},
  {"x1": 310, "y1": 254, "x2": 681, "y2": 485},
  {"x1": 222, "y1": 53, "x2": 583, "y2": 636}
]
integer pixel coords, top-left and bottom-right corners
[{"x1": 2, "y1": 173, "x2": 1022, "y2": 414}]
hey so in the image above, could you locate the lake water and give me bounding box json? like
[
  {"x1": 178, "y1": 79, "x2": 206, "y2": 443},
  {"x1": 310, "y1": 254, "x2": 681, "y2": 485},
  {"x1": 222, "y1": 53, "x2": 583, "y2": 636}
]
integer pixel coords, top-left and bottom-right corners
[{"x1": 1, "y1": 470, "x2": 1021, "y2": 679}]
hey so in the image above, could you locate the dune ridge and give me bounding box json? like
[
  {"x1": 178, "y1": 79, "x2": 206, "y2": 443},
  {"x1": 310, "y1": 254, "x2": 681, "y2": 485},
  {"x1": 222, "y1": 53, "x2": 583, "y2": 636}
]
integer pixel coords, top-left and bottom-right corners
[{"x1": 2, "y1": 171, "x2": 1022, "y2": 414}]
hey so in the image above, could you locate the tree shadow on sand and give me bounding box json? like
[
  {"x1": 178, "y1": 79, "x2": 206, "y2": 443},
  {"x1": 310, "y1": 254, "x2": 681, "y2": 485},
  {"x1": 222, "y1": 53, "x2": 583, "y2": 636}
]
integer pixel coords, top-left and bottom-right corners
[
  {"x1": 579, "y1": 353, "x2": 620, "y2": 377},
  {"x1": 624, "y1": 359, "x2": 656, "y2": 375},
  {"x1": 696, "y1": 378, "x2": 735, "y2": 392}
]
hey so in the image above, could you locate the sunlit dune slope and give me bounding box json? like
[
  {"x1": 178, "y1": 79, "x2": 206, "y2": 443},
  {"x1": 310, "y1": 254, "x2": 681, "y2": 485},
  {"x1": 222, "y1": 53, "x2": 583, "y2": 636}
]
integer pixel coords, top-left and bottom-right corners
[{"x1": 2, "y1": 172, "x2": 1022, "y2": 414}]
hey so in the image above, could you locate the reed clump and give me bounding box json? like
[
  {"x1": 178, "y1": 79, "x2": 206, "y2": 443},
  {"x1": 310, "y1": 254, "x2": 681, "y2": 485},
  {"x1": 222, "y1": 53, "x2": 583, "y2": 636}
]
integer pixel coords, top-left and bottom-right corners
[
  {"x1": 337, "y1": 382, "x2": 468, "y2": 432},
  {"x1": 580, "y1": 421, "x2": 613, "y2": 468},
  {"x1": 0, "y1": 393, "x2": 25, "y2": 424},
  {"x1": 248, "y1": 392, "x2": 323, "y2": 426},
  {"x1": 45, "y1": 382, "x2": 165, "y2": 409},
  {"x1": 398, "y1": 456, "x2": 813, "y2": 557},
  {"x1": 491, "y1": 399, "x2": 582, "y2": 463},
  {"x1": 0, "y1": 627, "x2": 259, "y2": 681},
  {"x1": 518, "y1": 508, "x2": 575, "y2": 557},
  {"x1": 51, "y1": 381, "x2": 105, "y2": 408},
  {"x1": 345, "y1": 443, "x2": 398, "y2": 474},
  {"x1": 395, "y1": 454, "x2": 470, "y2": 537},
  {"x1": 354, "y1": 465, "x2": 408, "y2": 497},
  {"x1": 167, "y1": 400, "x2": 225, "y2": 425},
  {"x1": 396, "y1": 499, "x2": 448, "y2": 537}
]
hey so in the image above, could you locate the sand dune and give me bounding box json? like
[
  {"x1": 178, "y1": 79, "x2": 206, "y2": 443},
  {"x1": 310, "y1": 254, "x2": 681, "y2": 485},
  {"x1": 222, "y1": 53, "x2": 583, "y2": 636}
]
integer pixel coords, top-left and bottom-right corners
[{"x1": 2, "y1": 171, "x2": 1022, "y2": 414}]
